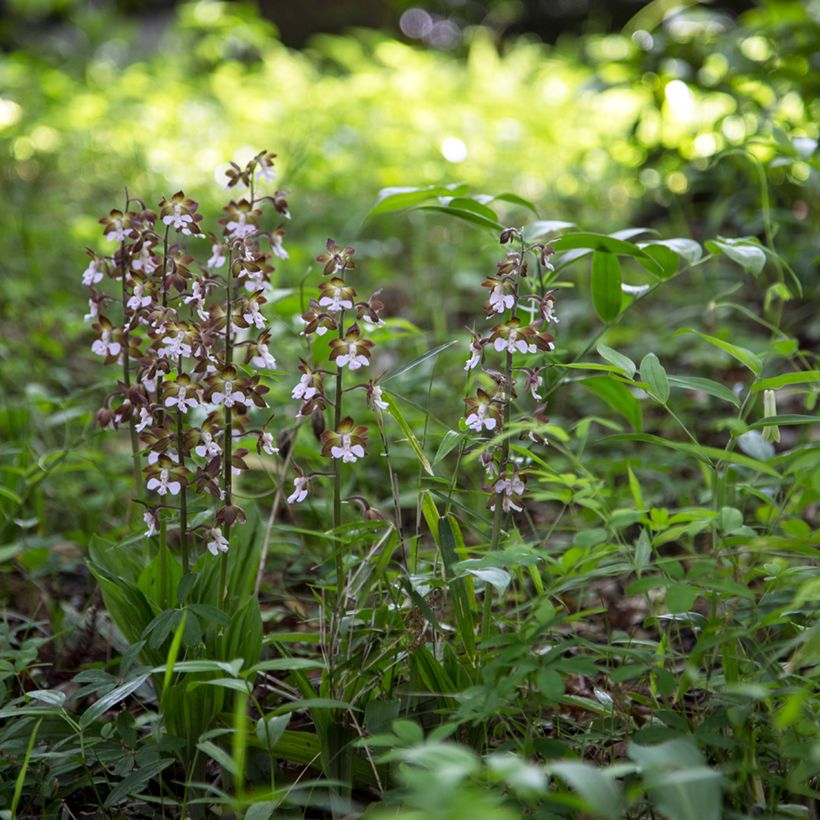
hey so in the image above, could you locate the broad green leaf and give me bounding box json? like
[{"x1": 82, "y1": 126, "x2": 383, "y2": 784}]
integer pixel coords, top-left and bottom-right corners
[
  {"x1": 188, "y1": 677, "x2": 254, "y2": 694},
  {"x1": 640, "y1": 353, "x2": 670, "y2": 404},
  {"x1": 150, "y1": 659, "x2": 242, "y2": 675},
  {"x1": 666, "y1": 583, "x2": 698, "y2": 613},
  {"x1": 463, "y1": 566, "x2": 511, "y2": 593},
  {"x1": 737, "y1": 430, "x2": 774, "y2": 462},
  {"x1": 637, "y1": 243, "x2": 679, "y2": 279},
  {"x1": 743, "y1": 414, "x2": 819, "y2": 430},
  {"x1": 438, "y1": 515, "x2": 476, "y2": 655},
  {"x1": 384, "y1": 392, "x2": 434, "y2": 475},
  {"x1": 434, "y1": 430, "x2": 464, "y2": 465},
  {"x1": 475, "y1": 191, "x2": 539, "y2": 214},
  {"x1": 160, "y1": 610, "x2": 187, "y2": 708},
  {"x1": 187, "y1": 602, "x2": 231, "y2": 626},
  {"x1": 676, "y1": 329, "x2": 761, "y2": 375},
  {"x1": 437, "y1": 196, "x2": 500, "y2": 223},
  {"x1": 634, "y1": 528, "x2": 651, "y2": 567},
  {"x1": 137, "y1": 546, "x2": 181, "y2": 611},
  {"x1": 249, "y1": 658, "x2": 325, "y2": 674},
  {"x1": 177, "y1": 572, "x2": 197, "y2": 606},
  {"x1": 197, "y1": 739, "x2": 238, "y2": 776},
  {"x1": 80, "y1": 673, "x2": 150, "y2": 728},
  {"x1": 591, "y1": 252, "x2": 623, "y2": 322},
  {"x1": 628, "y1": 467, "x2": 645, "y2": 510},
  {"x1": 418, "y1": 204, "x2": 504, "y2": 232},
  {"x1": 272, "y1": 698, "x2": 354, "y2": 715},
  {"x1": 0, "y1": 544, "x2": 23, "y2": 562},
  {"x1": 143, "y1": 608, "x2": 179, "y2": 651},
  {"x1": 551, "y1": 232, "x2": 664, "y2": 276},
  {"x1": 104, "y1": 759, "x2": 175, "y2": 807},
  {"x1": 667, "y1": 375, "x2": 741, "y2": 407},
  {"x1": 245, "y1": 802, "x2": 277, "y2": 820},
  {"x1": 368, "y1": 184, "x2": 467, "y2": 216},
  {"x1": 580, "y1": 377, "x2": 642, "y2": 431},
  {"x1": 486, "y1": 752, "x2": 548, "y2": 795},
  {"x1": 647, "y1": 238, "x2": 703, "y2": 265},
  {"x1": 222, "y1": 596, "x2": 263, "y2": 672},
  {"x1": 719, "y1": 506, "x2": 744, "y2": 534},
  {"x1": 552, "y1": 232, "x2": 644, "y2": 257},
  {"x1": 256, "y1": 714, "x2": 291, "y2": 750},
  {"x1": 523, "y1": 220, "x2": 575, "y2": 241},
  {"x1": 536, "y1": 668, "x2": 565, "y2": 702},
  {"x1": 706, "y1": 237, "x2": 766, "y2": 275},
  {"x1": 0, "y1": 486, "x2": 23, "y2": 505},
  {"x1": 750, "y1": 371, "x2": 820, "y2": 392},
  {"x1": 549, "y1": 761, "x2": 623, "y2": 820},
  {"x1": 364, "y1": 699, "x2": 401, "y2": 736},
  {"x1": 629, "y1": 740, "x2": 722, "y2": 820},
  {"x1": 27, "y1": 690, "x2": 66, "y2": 707},
  {"x1": 596, "y1": 343, "x2": 636, "y2": 379},
  {"x1": 610, "y1": 227, "x2": 656, "y2": 241}
]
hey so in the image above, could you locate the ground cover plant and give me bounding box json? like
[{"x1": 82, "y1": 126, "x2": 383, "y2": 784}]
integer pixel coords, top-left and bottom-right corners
[{"x1": 0, "y1": 1, "x2": 818, "y2": 818}]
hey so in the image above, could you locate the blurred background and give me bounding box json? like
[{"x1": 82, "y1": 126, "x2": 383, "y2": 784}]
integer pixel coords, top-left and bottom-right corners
[{"x1": 0, "y1": 0, "x2": 817, "y2": 532}]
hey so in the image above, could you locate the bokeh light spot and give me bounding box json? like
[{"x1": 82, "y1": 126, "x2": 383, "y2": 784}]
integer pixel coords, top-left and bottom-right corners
[
  {"x1": 400, "y1": 8, "x2": 433, "y2": 40},
  {"x1": 441, "y1": 137, "x2": 468, "y2": 163}
]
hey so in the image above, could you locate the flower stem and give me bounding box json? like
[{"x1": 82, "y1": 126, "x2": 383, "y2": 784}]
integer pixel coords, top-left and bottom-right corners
[
  {"x1": 176, "y1": 375, "x2": 189, "y2": 573},
  {"x1": 119, "y1": 238, "x2": 141, "y2": 522},
  {"x1": 160, "y1": 225, "x2": 170, "y2": 309},
  {"x1": 333, "y1": 310, "x2": 345, "y2": 596},
  {"x1": 376, "y1": 413, "x2": 406, "y2": 567},
  {"x1": 484, "y1": 236, "x2": 525, "y2": 636},
  {"x1": 220, "y1": 252, "x2": 234, "y2": 607},
  {"x1": 159, "y1": 516, "x2": 168, "y2": 609}
]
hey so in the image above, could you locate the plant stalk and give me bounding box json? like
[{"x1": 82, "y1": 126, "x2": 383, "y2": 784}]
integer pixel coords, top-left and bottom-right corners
[
  {"x1": 176, "y1": 378, "x2": 189, "y2": 573},
  {"x1": 220, "y1": 251, "x2": 234, "y2": 606},
  {"x1": 119, "y1": 237, "x2": 142, "y2": 520}
]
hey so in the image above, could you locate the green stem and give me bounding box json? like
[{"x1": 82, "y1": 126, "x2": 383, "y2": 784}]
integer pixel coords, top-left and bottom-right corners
[
  {"x1": 160, "y1": 224, "x2": 170, "y2": 309},
  {"x1": 159, "y1": 516, "x2": 168, "y2": 609},
  {"x1": 333, "y1": 311, "x2": 345, "y2": 600},
  {"x1": 220, "y1": 252, "x2": 234, "y2": 607},
  {"x1": 490, "y1": 347, "x2": 514, "y2": 551},
  {"x1": 377, "y1": 413, "x2": 406, "y2": 566},
  {"x1": 119, "y1": 238, "x2": 141, "y2": 521},
  {"x1": 176, "y1": 401, "x2": 189, "y2": 574},
  {"x1": 483, "y1": 235, "x2": 525, "y2": 637}
]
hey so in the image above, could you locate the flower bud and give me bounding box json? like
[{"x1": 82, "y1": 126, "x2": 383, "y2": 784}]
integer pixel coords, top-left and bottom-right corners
[
  {"x1": 762, "y1": 389, "x2": 780, "y2": 443},
  {"x1": 311, "y1": 405, "x2": 326, "y2": 440}
]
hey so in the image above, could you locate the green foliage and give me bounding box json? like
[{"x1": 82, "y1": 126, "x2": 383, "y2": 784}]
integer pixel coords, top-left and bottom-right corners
[{"x1": 1, "y1": 0, "x2": 819, "y2": 817}]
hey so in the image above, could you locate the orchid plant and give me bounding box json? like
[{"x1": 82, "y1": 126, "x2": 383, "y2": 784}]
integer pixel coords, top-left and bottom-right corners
[
  {"x1": 462, "y1": 228, "x2": 559, "y2": 564},
  {"x1": 85, "y1": 149, "x2": 288, "y2": 598},
  {"x1": 286, "y1": 238, "x2": 390, "y2": 616}
]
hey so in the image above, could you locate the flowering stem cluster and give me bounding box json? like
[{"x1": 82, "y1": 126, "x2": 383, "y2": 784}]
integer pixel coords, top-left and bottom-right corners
[
  {"x1": 287, "y1": 239, "x2": 389, "y2": 602},
  {"x1": 84, "y1": 150, "x2": 288, "y2": 598},
  {"x1": 462, "y1": 228, "x2": 560, "y2": 551}
]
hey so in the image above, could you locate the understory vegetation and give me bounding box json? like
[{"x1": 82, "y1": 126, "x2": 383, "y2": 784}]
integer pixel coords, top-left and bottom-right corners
[{"x1": 0, "y1": 1, "x2": 818, "y2": 818}]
